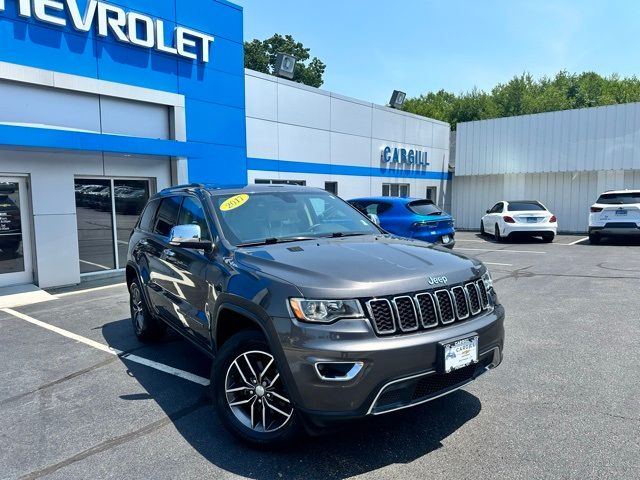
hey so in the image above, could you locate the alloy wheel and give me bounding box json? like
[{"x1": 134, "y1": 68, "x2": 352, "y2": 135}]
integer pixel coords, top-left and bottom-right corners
[
  {"x1": 130, "y1": 284, "x2": 145, "y2": 332},
  {"x1": 224, "y1": 350, "x2": 293, "y2": 433}
]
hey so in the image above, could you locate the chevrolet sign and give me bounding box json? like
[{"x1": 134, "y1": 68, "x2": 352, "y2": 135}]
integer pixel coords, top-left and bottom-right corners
[{"x1": 0, "y1": 0, "x2": 215, "y2": 62}]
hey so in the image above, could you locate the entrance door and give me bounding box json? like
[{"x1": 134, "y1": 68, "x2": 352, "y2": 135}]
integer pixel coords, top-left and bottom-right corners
[{"x1": 0, "y1": 177, "x2": 32, "y2": 287}]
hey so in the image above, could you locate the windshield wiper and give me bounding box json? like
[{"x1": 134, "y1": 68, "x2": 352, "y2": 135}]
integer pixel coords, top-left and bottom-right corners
[{"x1": 237, "y1": 236, "x2": 318, "y2": 247}]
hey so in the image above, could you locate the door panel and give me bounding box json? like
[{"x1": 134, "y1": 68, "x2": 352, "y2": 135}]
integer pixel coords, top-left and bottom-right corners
[
  {"x1": 163, "y1": 246, "x2": 212, "y2": 341},
  {"x1": 168, "y1": 195, "x2": 215, "y2": 341},
  {"x1": 0, "y1": 177, "x2": 32, "y2": 287},
  {"x1": 147, "y1": 196, "x2": 183, "y2": 322}
]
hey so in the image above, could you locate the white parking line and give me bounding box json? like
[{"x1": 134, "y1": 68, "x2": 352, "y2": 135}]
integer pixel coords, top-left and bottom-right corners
[
  {"x1": 0, "y1": 308, "x2": 210, "y2": 386},
  {"x1": 79, "y1": 259, "x2": 111, "y2": 271},
  {"x1": 567, "y1": 237, "x2": 589, "y2": 245},
  {"x1": 55, "y1": 283, "x2": 127, "y2": 297},
  {"x1": 456, "y1": 247, "x2": 547, "y2": 254}
]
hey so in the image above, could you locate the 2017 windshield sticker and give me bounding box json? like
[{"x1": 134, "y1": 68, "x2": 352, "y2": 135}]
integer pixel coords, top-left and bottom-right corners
[{"x1": 220, "y1": 194, "x2": 249, "y2": 211}]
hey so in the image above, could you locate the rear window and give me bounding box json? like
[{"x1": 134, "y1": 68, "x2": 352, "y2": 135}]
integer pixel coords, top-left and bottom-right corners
[
  {"x1": 407, "y1": 200, "x2": 442, "y2": 216},
  {"x1": 596, "y1": 193, "x2": 640, "y2": 204},
  {"x1": 138, "y1": 199, "x2": 160, "y2": 232},
  {"x1": 507, "y1": 202, "x2": 546, "y2": 211}
]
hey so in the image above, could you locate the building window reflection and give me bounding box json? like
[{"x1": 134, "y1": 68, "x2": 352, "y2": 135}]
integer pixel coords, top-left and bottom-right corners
[{"x1": 75, "y1": 178, "x2": 151, "y2": 274}]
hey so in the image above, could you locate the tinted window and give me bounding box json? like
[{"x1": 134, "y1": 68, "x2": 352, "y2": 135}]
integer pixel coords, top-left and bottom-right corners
[
  {"x1": 139, "y1": 199, "x2": 160, "y2": 232},
  {"x1": 596, "y1": 192, "x2": 640, "y2": 204},
  {"x1": 350, "y1": 201, "x2": 392, "y2": 216},
  {"x1": 408, "y1": 200, "x2": 442, "y2": 216},
  {"x1": 508, "y1": 202, "x2": 546, "y2": 211},
  {"x1": 490, "y1": 203, "x2": 503, "y2": 213},
  {"x1": 177, "y1": 196, "x2": 211, "y2": 241},
  {"x1": 154, "y1": 196, "x2": 182, "y2": 237}
]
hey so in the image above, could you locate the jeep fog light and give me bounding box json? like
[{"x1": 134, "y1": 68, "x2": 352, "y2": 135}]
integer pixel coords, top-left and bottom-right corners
[{"x1": 289, "y1": 299, "x2": 364, "y2": 324}]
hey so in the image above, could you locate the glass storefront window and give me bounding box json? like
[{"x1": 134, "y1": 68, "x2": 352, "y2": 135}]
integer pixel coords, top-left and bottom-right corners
[
  {"x1": 114, "y1": 180, "x2": 150, "y2": 268},
  {"x1": 75, "y1": 178, "x2": 151, "y2": 274},
  {"x1": 75, "y1": 179, "x2": 115, "y2": 273},
  {"x1": 0, "y1": 181, "x2": 25, "y2": 274}
]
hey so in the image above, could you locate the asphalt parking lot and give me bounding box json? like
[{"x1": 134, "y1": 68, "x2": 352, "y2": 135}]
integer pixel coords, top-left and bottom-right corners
[{"x1": 1, "y1": 231, "x2": 639, "y2": 480}]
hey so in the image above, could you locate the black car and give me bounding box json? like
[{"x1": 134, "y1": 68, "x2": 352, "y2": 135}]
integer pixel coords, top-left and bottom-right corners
[{"x1": 126, "y1": 184, "x2": 505, "y2": 446}]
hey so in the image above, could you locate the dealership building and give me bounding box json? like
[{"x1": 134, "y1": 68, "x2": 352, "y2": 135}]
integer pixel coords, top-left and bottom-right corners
[
  {"x1": 452, "y1": 103, "x2": 640, "y2": 233},
  {"x1": 0, "y1": 0, "x2": 451, "y2": 289}
]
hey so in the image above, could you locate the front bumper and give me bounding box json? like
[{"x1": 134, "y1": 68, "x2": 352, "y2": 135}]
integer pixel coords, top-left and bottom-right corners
[{"x1": 272, "y1": 303, "x2": 504, "y2": 429}]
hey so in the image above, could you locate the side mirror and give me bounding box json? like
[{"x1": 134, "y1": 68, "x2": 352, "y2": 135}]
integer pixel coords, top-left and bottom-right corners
[
  {"x1": 367, "y1": 213, "x2": 380, "y2": 226},
  {"x1": 169, "y1": 224, "x2": 213, "y2": 251},
  {"x1": 486, "y1": 209, "x2": 491, "y2": 214}
]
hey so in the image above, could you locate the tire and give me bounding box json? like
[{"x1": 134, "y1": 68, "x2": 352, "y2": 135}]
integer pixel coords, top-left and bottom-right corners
[
  {"x1": 212, "y1": 331, "x2": 302, "y2": 447},
  {"x1": 589, "y1": 233, "x2": 601, "y2": 244},
  {"x1": 129, "y1": 279, "x2": 166, "y2": 342},
  {"x1": 480, "y1": 221, "x2": 486, "y2": 236},
  {"x1": 494, "y1": 224, "x2": 502, "y2": 242},
  {"x1": 542, "y1": 233, "x2": 555, "y2": 243}
]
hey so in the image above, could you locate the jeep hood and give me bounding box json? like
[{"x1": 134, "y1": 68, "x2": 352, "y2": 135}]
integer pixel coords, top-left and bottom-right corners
[{"x1": 234, "y1": 235, "x2": 485, "y2": 298}]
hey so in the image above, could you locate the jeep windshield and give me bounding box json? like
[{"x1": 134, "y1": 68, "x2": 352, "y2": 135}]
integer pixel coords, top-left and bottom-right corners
[{"x1": 211, "y1": 190, "x2": 381, "y2": 247}]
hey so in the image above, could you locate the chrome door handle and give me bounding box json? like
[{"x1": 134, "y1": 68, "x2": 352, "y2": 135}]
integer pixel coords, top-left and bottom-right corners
[{"x1": 163, "y1": 249, "x2": 175, "y2": 257}]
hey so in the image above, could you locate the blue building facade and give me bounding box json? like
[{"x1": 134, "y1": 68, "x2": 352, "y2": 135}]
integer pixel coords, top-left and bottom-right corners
[
  {"x1": 0, "y1": 0, "x2": 247, "y2": 288},
  {"x1": 0, "y1": 0, "x2": 247, "y2": 184}
]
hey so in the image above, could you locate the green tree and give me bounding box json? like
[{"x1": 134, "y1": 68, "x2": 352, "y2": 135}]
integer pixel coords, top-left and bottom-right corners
[
  {"x1": 244, "y1": 34, "x2": 326, "y2": 88},
  {"x1": 403, "y1": 71, "x2": 640, "y2": 129}
]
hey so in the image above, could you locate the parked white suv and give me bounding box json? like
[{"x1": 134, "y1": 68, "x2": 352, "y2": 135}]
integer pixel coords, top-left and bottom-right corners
[{"x1": 589, "y1": 190, "x2": 640, "y2": 244}]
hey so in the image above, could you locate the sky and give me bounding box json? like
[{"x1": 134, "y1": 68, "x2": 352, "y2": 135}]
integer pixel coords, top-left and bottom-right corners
[{"x1": 233, "y1": 0, "x2": 640, "y2": 105}]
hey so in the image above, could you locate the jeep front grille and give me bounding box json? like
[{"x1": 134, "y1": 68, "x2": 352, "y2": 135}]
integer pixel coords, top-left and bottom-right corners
[{"x1": 366, "y1": 279, "x2": 491, "y2": 336}]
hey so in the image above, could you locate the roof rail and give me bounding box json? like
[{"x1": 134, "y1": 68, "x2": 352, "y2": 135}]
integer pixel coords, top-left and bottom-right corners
[{"x1": 160, "y1": 183, "x2": 205, "y2": 193}]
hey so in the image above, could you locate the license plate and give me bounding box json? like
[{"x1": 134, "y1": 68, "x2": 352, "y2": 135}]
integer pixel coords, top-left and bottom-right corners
[
  {"x1": 442, "y1": 235, "x2": 450, "y2": 243},
  {"x1": 616, "y1": 210, "x2": 628, "y2": 216},
  {"x1": 443, "y1": 336, "x2": 478, "y2": 373},
  {"x1": 527, "y1": 217, "x2": 537, "y2": 223}
]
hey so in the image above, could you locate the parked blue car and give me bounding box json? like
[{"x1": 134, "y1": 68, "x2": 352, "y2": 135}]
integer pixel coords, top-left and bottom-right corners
[{"x1": 348, "y1": 197, "x2": 456, "y2": 248}]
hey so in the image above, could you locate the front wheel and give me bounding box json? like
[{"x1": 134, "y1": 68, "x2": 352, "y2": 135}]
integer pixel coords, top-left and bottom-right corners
[
  {"x1": 129, "y1": 280, "x2": 166, "y2": 342},
  {"x1": 212, "y1": 331, "x2": 302, "y2": 447},
  {"x1": 480, "y1": 221, "x2": 486, "y2": 236}
]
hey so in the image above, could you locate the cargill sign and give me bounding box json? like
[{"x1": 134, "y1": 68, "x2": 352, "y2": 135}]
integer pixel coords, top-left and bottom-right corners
[{"x1": 381, "y1": 146, "x2": 430, "y2": 166}]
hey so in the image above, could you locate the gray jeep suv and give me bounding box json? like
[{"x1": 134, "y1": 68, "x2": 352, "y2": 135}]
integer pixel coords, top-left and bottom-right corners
[{"x1": 126, "y1": 184, "x2": 504, "y2": 446}]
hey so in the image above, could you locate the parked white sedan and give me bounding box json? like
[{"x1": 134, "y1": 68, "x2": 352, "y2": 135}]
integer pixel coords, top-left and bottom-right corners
[{"x1": 481, "y1": 200, "x2": 557, "y2": 242}]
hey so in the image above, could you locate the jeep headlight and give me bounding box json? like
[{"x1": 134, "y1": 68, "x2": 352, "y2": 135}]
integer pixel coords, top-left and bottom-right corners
[
  {"x1": 482, "y1": 270, "x2": 494, "y2": 291},
  {"x1": 289, "y1": 299, "x2": 364, "y2": 324}
]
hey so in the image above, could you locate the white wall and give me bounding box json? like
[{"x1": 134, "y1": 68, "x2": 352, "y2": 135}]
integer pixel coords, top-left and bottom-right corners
[
  {"x1": 456, "y1": 103, "x2": 640, "y2": 176},
  {"x1": 245, "y1": 69, "x2": 451, "y2": 203}
]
